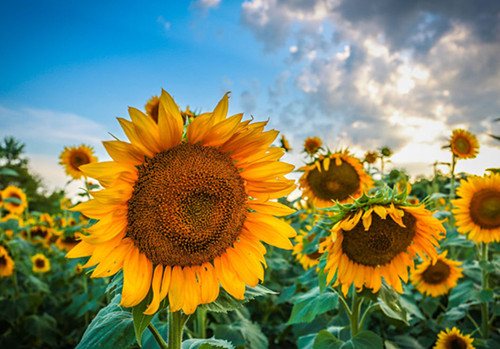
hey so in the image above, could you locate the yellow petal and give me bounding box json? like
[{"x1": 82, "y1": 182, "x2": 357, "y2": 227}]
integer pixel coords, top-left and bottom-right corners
[
  {"x1": 144, "y1": 264, "x2": 164, "y2": 315},
  {"x1": 240, "y1": 161, "x2": 295, "y2": 181},
  {"x1": 65, "y1": 240, "x2": 96, "y2": 259},
  {"x1": 181, "y1": 266, "x2": 201, "y2": 315},
  {"x1": 202, "y1": 113, "x2": 243, "y2": 148},
  {"x1": 197, "y1": 262, "x2": 220, "y2": 304},
  {"x1": 214, "y1": 254, "x2": 245, "y2": 299},
  {"x1": 247, "y1": 201, "x2": 296, "y2": 216},
  {"x1": 128, "y1": 107, "x2": 161, "y2": 153},
  {"x1": 158, "y1": 89, "x2": 184, "y2": 150},
  {"x1": 103, "y1": 140, "x2": 144, "y2": 166},
  {"x1": 168, "y1": 265, "x2": 185, "y2": 312},
  {"x1": 186, "y1": 113, "x2": 215, "y2": 144},
  {"x1": 212, "y1": 92, "x2": 229, "y2": 123}
]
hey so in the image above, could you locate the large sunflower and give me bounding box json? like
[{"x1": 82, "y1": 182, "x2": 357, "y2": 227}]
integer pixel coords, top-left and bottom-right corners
[
  {"x1": 1, "y1": 185, "x2": 28, "y2": 215},
  {"x1": 324, "y1": 202, "x2": 445, "y2": 295},
  {"x1": 0, "y1": 246, "x2": 15, "y2": 277},
  {"x1": 59, "y1": 144, "x2": 98, "y2": 180},
  {"x1": 67, "y1": 90, "x2": 296, "y2": 315},
  {"x1": 411, "y1": 251, "x2": 463, "y2": 297},
  {"x1": 452, "y1": 173, "x2": 500, "y2": 243},
  {"x1": 433, "y1": 327, "x2": 475, "y2": 349},
  {"x1": 450, "y1": 129, "x2": 479, "y2": 159},
  {"x1": 299, "y1": 151, "x2": 373, "y2": 208}
]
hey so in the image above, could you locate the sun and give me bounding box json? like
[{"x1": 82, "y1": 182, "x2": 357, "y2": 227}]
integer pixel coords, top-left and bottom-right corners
[
  {"x1": 298, "y1": 151, "x2": 374, "y2": 208},
  {"x1": 323, "y1": 199, "x2": 445, "y2": 295},
  {"x1": 67, "y1": 90, "x2": 296, "y2": 315},
  {"x1": 449, "y1": 129, "x2": 479, "y2": 159},
  {"x1": 59, "y1": 144, "x2": 98, "y2": 180},
  {"x1": 433, "y1": 327, "x2": 475, "y2": 349},
  {"x1": 452, "y1": 173, "x2": 500, "y2": 243},
  {"x1": 410, "y1": 251, "x2": 463, "y2": 297}
]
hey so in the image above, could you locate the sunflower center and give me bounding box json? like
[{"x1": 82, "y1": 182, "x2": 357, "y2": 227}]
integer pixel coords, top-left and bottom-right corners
[
  {"x1": 454, "y1": 137, "x2": 471, "y2": 154},
  {"x1": 421, "y1": 259, "x2": 451, "y2": 285},
  {"x1": 127, "y1": 142, "x2": 248, "y2": 267},
  {"x1": 31, "y1": 227, "x2": 48, "y2": 240},
  {"x1": 469, "y1": 189, "x2": 500, "y2": 229},
  {"x1": 0, "y1": 255, "x2": 6, "y2": 267},
  {"x1": 341, "y1": 211, "x2": 416, "y2": 267},
  {"x1": 35, "y1": 258, "x2": 46, "y2": 268},
  {"x1": 306, "y1": 159, "x2": 361, "y2": 202},
  {"x1": 447, "y1": 335, "x2": 467, "y2": 349},
  {"x1": 70, "y1": 152, "x2": 90, "y2": 169}
]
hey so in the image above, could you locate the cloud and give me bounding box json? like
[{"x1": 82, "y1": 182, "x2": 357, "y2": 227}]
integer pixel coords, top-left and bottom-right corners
[
  {"x1": 190, "y1": 0, "x2": 221, "y2": 16},
  {"x1": 157, "y1": 16, "x2": 171, "y2": 32}
]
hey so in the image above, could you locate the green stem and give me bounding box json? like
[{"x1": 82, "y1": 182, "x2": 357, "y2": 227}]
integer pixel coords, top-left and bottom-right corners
[
  {"x1": 480, "y1": 243, "x2": 490, "y2": 339},
  {"x1": 168, "y1": 311, "x2": 189, "y2": 349},
  {"x1": 195, "y1": 307, "x2": 207, "y2": 339},
  {"x1": 12, "y1": 270, "x2": 19, "y2": 298},
  {"x1": 350, "y1": 292, "x2": 363, "y2": 338},
  {"x1": 449, "y1": 153, "x2": 457, "y2": 201},
  {"x1": 358, "y1": 303, "x2": 379, "y2": 330},
  {"x1": 148, "y1": 323, "x2": 168, "y2": 349},
  {"x1": 338, "y1": 291, "x2": 352, "y2": 317}
]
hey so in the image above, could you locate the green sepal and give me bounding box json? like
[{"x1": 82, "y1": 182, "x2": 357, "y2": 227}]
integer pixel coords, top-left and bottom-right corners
[{"x1": 132, "y1": 291, "x2": 155, "y2": 347}]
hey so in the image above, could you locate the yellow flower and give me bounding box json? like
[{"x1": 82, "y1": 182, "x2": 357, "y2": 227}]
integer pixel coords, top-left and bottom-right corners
[
  {"x1": 364, "y1": 151, "x2": 378, "y2": 164},
  {"x1": 1, "y1": 185, "x2": 27, "y2": 215},
  {"x1": 29, "y1": 225, "x2": 52, "y2": 245},
  {"x1": 39, "y1": 213, "x2": 53, "y2": 227},
  {"x1": 59, "y1": 144, "x2": 98, "y2": 180},
  {"x1": 67, "y1": 90, "x2": 296, "y2": 315},
  {"x1": 60, "y1": 197, "x2": 73, "y2": 210},
  {"x1": 299, "y1": 151, "x2": 374, "y2": 208},
  {"x1": 280, "y1": 134, "x2": 292, "y2": 152},
  {"x1": 304, "y1": 137, "x2": 322, "y2": 155},
  {"x1": 56, "y1": 233, "x2": 82, "y2": 252},
  {"x1": 292, "y1": 231, "x2": 325, "y2": 270},
  {"x1": 433, "y1": 327, "x2": 475, "y2": 349},
  {"x1": 450, "y1": 129, "x2": 479, "y2": 159},
  {"x1": 324, "y1": 204, "x2": 445, "y2": 295},
  {"x1": 74, "y1": 263, "x2": 84, "y2": 274},
  {"x1": 31, "y1": 254, "x2": 51, "y2": 273},
  {"x1": 0, "y1": 246, "x2": 15, "y2": 277},
  {"x1": 452, "y1": 173, "x2": 500, "y2": 243},
  {"x1": 411, "y1": 251, "x2": 463, "y2": 297},
  {"x1": 145, "y1": 96, "x2": 160, "y2": 122}
]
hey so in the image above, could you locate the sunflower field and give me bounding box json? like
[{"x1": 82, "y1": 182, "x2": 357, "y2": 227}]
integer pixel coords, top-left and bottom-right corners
[{"x1": 0, "y1": 90, "x2": 499, "y2": 349}]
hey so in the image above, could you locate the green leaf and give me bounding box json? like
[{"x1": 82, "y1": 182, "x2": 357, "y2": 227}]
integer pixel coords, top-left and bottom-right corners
[
  {"x1": 288, "y1": 286, "x2": 338, "y2": 324},
  {"x1": 376, "y1": 283, "x2": 408, "y2": 325},
  {"x1": 2, "y1": 197, "x2": 23, "y2": 204},
  {"x1": 0, "y1": 168, "x2": 19, "y2": 176},
  {"x1": 448, "y1": 280, "x2": 477, "y2": 308},
  {"x1": 479, "y1": 259, "x2": 500, "y2": 273},
  {"x1": 23, "y1": 313, "x2": 58, "y2": 347},
  {"x1": 313, "y1": 330, "x2": 343, "y2": 349},
  {"x1": 277, "y1": 285, "x2": 296, "y2": 304},
  {"x1": 479, "y1": 289, "x2": 494, "y2": 303},
  {"x1": 76, "y1": 295, "x2": 135, "y2": 349},
  {"x1": 213, "y1": 317, "x2": 267, "y2": 349},
  {"x1": 132, "y1": 293, "x2": 155, "y2": 347},
  {"x1": 399, "y1": 295, "x2": 425, "y2": 320},
  {"x1": 182, "y1": 337, "x2": 234, "y2": 349},
  {"x1": 297, "y1": 333, "x2": 318, "y2": 349},
  {"x1": 200, "y1": 285, "x2": 275, "y2": 313},
  {"x1": 340, "y1": 331, "x2": 383, "y2": 349}
]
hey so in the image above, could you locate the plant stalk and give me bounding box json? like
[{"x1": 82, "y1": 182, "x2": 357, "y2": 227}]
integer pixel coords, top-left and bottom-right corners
[
  {"x1": 148, "y1": 323, "x2": 168, "y2": 349},
  {"x1": 480, "y1": 243, "x2": 490, "y2": 339},
  {"x1": 168, "y1": 311, "x2": 189, "y2": 349},
  {"x1": 195, "y1": 307, "x2": 207, "y2": 339}
]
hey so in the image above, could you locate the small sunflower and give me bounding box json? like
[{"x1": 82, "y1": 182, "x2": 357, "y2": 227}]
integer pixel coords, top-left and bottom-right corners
[
  {"x1": 145, "y1": 96, "x2": 160, "y2": 122},
  {"x1": 380, "y1": 146, "x2": 393, "y2": 157},
  {"x1": 411, "y1": 251, "x2": 463, "y2": 297},
  {"x1": 67, "y1": 90, "x2": 296, "y2": 315},
  {"x1": 31, "y1": 254, "x2": 51, "y2": 273},
  {"x1": 0, "y1": 246, "x2": 15, "y2": 277},
  {"x1": 452, "y1": 173, "x2": 500, "y2": 243},
  {"x1": 280, "y1": 134, "x2": 292, "y2": 152},
  {"x1": 60, "y1": 198, "x2": 72, "y2": 210},
  {"x1": 29, "y1": 225, "x2": 52, "y2": 245},
  {"x1": 292, "y1": 230, "x2": 326, "y2": 270},
  {"x1": 59, "y1": 144, "x2": 98, "y2": 180},
  {"x1": 56, "y1": 233, "x2": 82, "y2": 252},
  {"x1": 450, "y1": 129, "x2": 479, "y2": 159},
  {"x1": 433, "y1": 327, "x2": 475, "y2": 349},
  {"x1": 299, "y1": 151, "x2": 374, "y2": 208},
  {"x1": 364, "y1": 151, "x2": 379, "y2": 164},
  {"x1": 39, "y1": 213, "x2": 53, "y2": 227},
  {"x1": 323, "y1": 196, "x2": 445, "y2": 295},
  {"x1": 74, "y1": 263, "x2": 84, "y2": 274},
  {"x1": 181, "y1": 106, "x2": 195, "y2": 123},
  {"x1": 304, "y1": 137, "x2": 322, "y2": 155},
  {"x1": 1, "y1": 185, "x2": 28, "y2": 215}
]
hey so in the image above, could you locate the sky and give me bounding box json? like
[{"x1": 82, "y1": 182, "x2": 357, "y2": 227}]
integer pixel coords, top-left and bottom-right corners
[{"x1": 1, "y1": 0, "x2": 500, "y2": 198}]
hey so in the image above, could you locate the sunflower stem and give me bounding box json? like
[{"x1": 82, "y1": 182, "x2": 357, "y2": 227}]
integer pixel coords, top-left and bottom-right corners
[
  {"x1": 168, "y1": 311, "x2": 189, "y2": 349},
  {"x1": 148, "y1": 323, "x2": 168, "y2": 349},
  {"x1": 12, "y1": 270, "x2": 19, "y2": 298},
  {"x1": 480, "y1": 242, "x2": 490, "y2": 339},
  {"x1": 349, "y1": 291, "x2": 363, "y2": 338},
  {"x1": 195, "y1": 307, "x2": 207, "y2": 339},
  {"x1": 337, "y1": 291, "x2": 352, "y2": 317},
  {"x1": 358, "y1": 303, "x2": 379, "y2": 330}
]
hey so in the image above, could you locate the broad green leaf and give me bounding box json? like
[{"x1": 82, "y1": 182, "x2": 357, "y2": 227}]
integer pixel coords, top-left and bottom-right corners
[
  {"x1": 448, "y1": 280, "x2": 477, "y2": 308},
  {"x1": 297, "y1": 333, "x2": 318, "y2": 349},
  {"x1": 2, "y1": 197, "x2": 23, "y2": 204},
  {"x1": 479, "y1": 289, "x2": 494, "y2": 303},
  {"x1": 393, "y1": 335, "x2": 426, "y2": 349},
  {"x1": 277, "y1": 284, "x2": 296, "y2": 304},
  {"x1": 377, "y1": 283, "x2": 408, "y2": 325},
  {"x1": 76, "y1": 295, "x2": 135, "y2": 349},
  {"x1": 399, "y1": 295, "x2": 425, "y2": 320},
  {"x1": 341, "y1": 331, "x2": 383, "y2": 349},
  {"x1": 182, "y1": 337, "x2": 234, "y2": 349},
  {"x1": 200, "y1": 285, "x2": 275, "y2": 313},
  {"x1": 0, "y1": 168, "x2": 19, "y2": 176},
  {"x1": 313, "y1": 330, "x2": 343, "y2": 349},
  {"x1": 23, "y1": 313, "x2": 58, "y2": 347},
  {"x1": 288, "y1": 287, "x2": 338, "y2": 324},
  {"x1": 213, "y1": 317, "x2": 267, "y2": 349},
  {"x1": 132, "y1": 292, "x2": 155, "y2": 347}
]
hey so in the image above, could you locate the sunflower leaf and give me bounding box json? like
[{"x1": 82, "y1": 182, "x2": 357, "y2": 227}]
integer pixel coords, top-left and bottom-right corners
[
  {"x1": 287, "y1": 286, "x2": 338, "y2": 324},
  {"x1": 181, "y1": 337, "x2": 234, "y2": 349},
  {"x1": 340, "y1": 331, "x2": 383, "y2": 349},
  {"x1": 0, "y1": 167, "x2": 19, "y2": 176},
  {"x1": 200, "y1": 285, "x2": 276, "y2": 314},
  {"x1": 313, "y1": 330, "x2": 343, "y2": 349},
  {"x1": 132, "y1": 292, "x2": 155, "y2": 347},
  {"x1": 376, "y1": 283, "x2": 408, "y2": 325}
]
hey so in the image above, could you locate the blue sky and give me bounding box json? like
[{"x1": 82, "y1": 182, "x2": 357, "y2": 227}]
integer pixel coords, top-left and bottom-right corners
[{"x1": 1, "y1": 0, "x2": 500, "y2": 196}]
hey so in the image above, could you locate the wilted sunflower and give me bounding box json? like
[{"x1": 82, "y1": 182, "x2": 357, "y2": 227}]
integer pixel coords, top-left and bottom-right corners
[
  {"x1": 364, "y1": 151, "x2": 378, "y2": 164},
  {"x1": 433, "y1": 327, "x2": 475, "y2": 349},
  {"x1": 280, "y1": 134, "x2": 292, "y2": 152},
  {"x1": 67, "y1": 90, "x2": 296, "y2": 315},
  {"x1": 0, "y1": 246, "x2": 15, "y2": 277},
  {"x1": 450, "y1": 129, "x2": 479, "y2": 159},
  {"x1": 59, "y1": 144, "x2": 98, "y2": 180},
  {"x1": 31, "y1": 253, "x2": 50, "y2": 273},
  {"x1": 324, "y1": 201, "x2": 445, "y2": 295},
  {"x1": 1, "y1": 185, "x2": 27, "y2": 215},
  {"x1": 411, "y1": 251, "x2": 463, "y2": 297},
  {"x1": 452, "y1": 173, "x2": 500, "y2": 243},
  {"x1": 304, "y1": 137, "x2": 322, "y2": 155},
  {"x1": 299, "y1": 151, "x2": 373, "y2": 208}
]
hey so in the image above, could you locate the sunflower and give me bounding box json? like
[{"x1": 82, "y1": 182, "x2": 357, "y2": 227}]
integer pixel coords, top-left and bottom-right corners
[
  {"x1": 145, "y1": 95, "x2": 160, "y2": 122},
  {"x1": 0, "y1": 246, "x2": 15, "y2": 277},
  {"x1": 31, "y1": 253, "x2": 50, "y2": 273},
  {"x1": 292, "y1": 230, "x2": 324, "y2": 270},
  {"x1": 450, "y1": 129, "x2": 479, "y2": 159},
  {"x1": 299, "y1": 151, "x2": 374, "y2": 208},
  {"x1": 433, "y1": 327, "x2": 475, "y2": 349},
  {"x1": 59, "y1": 144, "x2": 98, "y2": 180},
  {"x1": 380, "y1": 146, "x2": 393, "y2": 157},
  {"x1": 1, "y1": 185, "x2": 27, "y2": 215},
  {"x1": 181, "y1": 106, "x2": 195, "y2": 123},
  {"x1": 452, "y1": 173, "x2": 500, "y2": 243},
  {"x1": 67, "y1": 90, "x2": 296, "y2": 315},
  {"x1": 29, "y1": 225, "x2": 52, "y2": 245},
  {"x1": 74, "y1": 263, "x2": 84, "y2": 274},
  {"x1": 324, "y1": 201, "x2": 445, "y2": 295},
  {"x1": 39, "y1": 213, "x2": 53, "y2": 227},
  {"x1": 280, "y1": 134, "x2": 292, "y2": 152},
  {"x1": 304, "y1": 137, "x2": 322, "y2": 155},
  {"x1": 364, "y1": 151, "x2": 378, "y2": 164},
  {"x1": 56, "y1": 233, "x2": 82, "y2": 252},
  {"x1": 411, "y1": 251, "x2": 463, "y2": 297}
]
